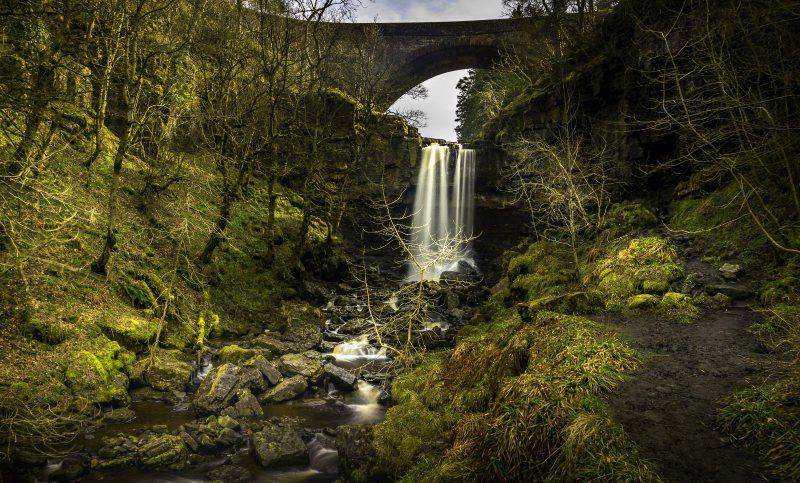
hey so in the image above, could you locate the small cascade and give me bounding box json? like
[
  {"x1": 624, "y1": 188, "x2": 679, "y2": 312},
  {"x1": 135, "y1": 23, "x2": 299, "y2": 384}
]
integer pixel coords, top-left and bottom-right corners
[
  {"x1": 330, "y1": 335, "x2": 389, "y2": 370},
  {"x1": 408, "y1": 145, "x2": 477, "y2": 281},
  {"x1": 343, "y1": 380, "x2": 385, "y2": 424}
]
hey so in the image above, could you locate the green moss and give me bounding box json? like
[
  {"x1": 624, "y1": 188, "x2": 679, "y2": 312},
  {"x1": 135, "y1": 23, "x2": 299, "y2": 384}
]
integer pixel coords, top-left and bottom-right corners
[
  {"x1": 218, "y1": 345, "x2": 255, "y2": 365},
  {"x1": 626, "y1": 294, "x2": 660, "y2": 311},
  {"x1": 119, "y1": 280, "x2": 158, "y2": 310},
  {"x1": 592, "y1": 237, "x2": 684, "y2": 306},
  {"x1": 97, "y1": 317, "x2": 159, "y2": 352},
  {"x1": 64, "y1": 338, "x2": 133, "y2": 406},
  {"x1": 588, "y1": 202, "x2": 658, "y2": 240},
  {"x1": 372, "y1": 308, "x2": 656, "y2": 481}
]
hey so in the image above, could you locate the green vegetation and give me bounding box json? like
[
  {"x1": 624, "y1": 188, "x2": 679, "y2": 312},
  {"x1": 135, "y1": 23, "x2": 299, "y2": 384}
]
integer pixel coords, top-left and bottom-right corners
[{"x1": 374, "y1": 308, "x2": 658, "y2": 481}]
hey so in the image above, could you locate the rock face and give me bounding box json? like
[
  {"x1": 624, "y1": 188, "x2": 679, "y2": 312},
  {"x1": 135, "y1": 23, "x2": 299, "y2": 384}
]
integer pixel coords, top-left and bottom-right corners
[
  {"x1": 251, "y1": 423, "x2": 308, "y2": 468},
  {"x1": 218, "y1": 345, "x2": 257, "y2": 365},
  {"x1": 192, "y1": 363, "x2": 241, "y2": 414},
  {"x1": 279, "y1": 353, "x2": 323, "y2": 383},
  {"x1": 258, "y1": 375, "x2": 307, "y2": 404}
]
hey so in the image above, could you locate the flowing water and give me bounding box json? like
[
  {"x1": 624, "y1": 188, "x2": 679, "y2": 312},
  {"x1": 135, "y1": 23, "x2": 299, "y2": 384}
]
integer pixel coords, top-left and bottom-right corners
[{"x1": 408, "y1": 145, "x2": 477, "y2": 280}]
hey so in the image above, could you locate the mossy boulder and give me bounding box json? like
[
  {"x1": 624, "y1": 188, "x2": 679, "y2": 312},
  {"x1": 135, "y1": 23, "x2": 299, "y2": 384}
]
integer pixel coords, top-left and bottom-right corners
[
  {"x1": 255, "y1": 303, "x2": 324, "y2": 354},
  {"x1": 218, "y1": 345, "x2": 256, "y2": 366},
  {"x1": 139, "y1": 434, "x2": 187, "y2": 470},
  {"x1": 160, "y1": 319, "x2": 197, "y2": 351},
  {"x1": 505, "y1": 241, "x2": 574, "y2": 301},
  {"x1": 593, "y1": 237, "x2": 684, "y2": 304},
  {"x1": 278, "y1": 353, "x2": 323, "y2": 384},
  {"x1": 191, "y1": 363, "x2": 250, "y2": 414},
  {"x1": 137, "y1": 349, "x2": 191, "y2": 393},
  {"x1": 643, "y1": 279, "x2": 671, "y2": 294},
  {"x1": 64, "y1": 339, "x2": 133, "y2": 406},
  {"x1": 518, "y1": 291, "x2": 605, "y2": 319},
  {"x1": 251, "y1": 422, "x2": 307, "y2": 468},
  {"x1": 258, "y1": 375, "x2": 307, "y2": 404},
  {"x1": 626, "y1": 294, "x2": 660, "y2": 311},
  {"x1": 97, "y1": 318, "x2": 159, "y2": 353},
  {"x1": 660, "y1": 292, "x2": 701, "y2": 320}
]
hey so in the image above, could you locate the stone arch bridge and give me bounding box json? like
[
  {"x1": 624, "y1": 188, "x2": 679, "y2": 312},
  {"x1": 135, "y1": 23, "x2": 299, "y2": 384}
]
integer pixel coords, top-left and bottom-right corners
[{"x1": 330, "y1": 17, "x2": 543, "y2": 106}]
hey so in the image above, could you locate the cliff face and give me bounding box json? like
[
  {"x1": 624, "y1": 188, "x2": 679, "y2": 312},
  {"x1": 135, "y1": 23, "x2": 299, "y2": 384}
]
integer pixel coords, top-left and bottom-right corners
[{"x1": 471, "y1": 13, "x2": 685, "y2": 206}]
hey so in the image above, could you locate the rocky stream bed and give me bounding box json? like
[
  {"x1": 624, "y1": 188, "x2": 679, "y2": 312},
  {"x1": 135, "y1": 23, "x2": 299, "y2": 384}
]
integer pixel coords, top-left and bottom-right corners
[{"x1": 8, "y1": 267, "x2": 486, "y2": 483}]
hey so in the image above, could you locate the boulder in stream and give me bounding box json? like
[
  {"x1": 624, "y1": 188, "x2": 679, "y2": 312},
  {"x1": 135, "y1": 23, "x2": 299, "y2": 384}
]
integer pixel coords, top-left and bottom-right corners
[
  {"x1": 251, "y1": 422, "x2": 308, "y2": 468},
  {"x1": 206, "y1": 464, "x2": 251, "y2": 483},
  {"x1": 323, "y1": 363, "x2": 357, "y2": 391},
  {"x1": 139, "y1": 434, "x2": 187, "y2": 470},
  {"x1": 137, "y1": 349, "x2": 191, "y2": 393},
  {"x1": 192, "y1": 363, "x2": 241, "y2": 414},
  {"x1": 247, "y1": 355, "x2": 282, "y2": 386},
  {"x1": 220, "y1": 388, "x2": 263, "y2": 419},
  {"x1": 258, "y1": 375, "x2": 307, "y2": 404},
  {"x1": 279, "y1": 353, "x2": 323, "y2": 383}
]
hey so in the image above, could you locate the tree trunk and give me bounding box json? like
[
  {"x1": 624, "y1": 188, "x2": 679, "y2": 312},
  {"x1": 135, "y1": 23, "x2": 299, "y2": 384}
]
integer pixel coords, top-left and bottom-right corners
[
  {"x1": 198, "y1": 190, "x2": 232, "y2": 264},
  {"x1": 9, "y1": 64, "x2": 53, "y2": 175},
  {"x1": 86, "y1": 56, "x2": 113, "y2": 186},
  {"x1": 264, "y1": 171, "x2": 278, "y2": 265}
]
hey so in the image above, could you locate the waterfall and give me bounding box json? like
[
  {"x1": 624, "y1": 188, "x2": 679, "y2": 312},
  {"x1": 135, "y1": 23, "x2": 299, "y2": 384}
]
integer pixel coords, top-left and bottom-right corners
[{"x1": 408, "y1": 145, "x2": 477, "y2": 281}]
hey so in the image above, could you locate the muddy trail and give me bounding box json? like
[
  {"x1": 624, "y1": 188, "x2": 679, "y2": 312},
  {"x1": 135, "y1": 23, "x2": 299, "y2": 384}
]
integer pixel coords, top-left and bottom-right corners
[{"x1": 592, "y1": 240, "x2": 780, "y2": 482}]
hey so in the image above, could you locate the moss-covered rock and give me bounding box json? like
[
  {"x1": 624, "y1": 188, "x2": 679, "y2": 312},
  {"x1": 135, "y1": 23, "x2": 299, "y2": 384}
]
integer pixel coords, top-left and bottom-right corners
[
  {"x1": 505, "y1": 241, "x2": 574, "y2": 301},
  {"x1": 626, "y1": 294, "x2": 660, "y2": 311},
  {"x1": 64, "y1": 338, "x2": 133, "y2": 406},
  {"x1": 218, "y1": 345, "x2": 256, "y2": 366},
  {"x1": 660, "y1": 292, "x2": 701, "y2": 321},
  {"x1": 139, "y1": 434, "x2": 187, "y2": 470},
  {"x1": 97, "y1": 318, "x2": 159, "y2": 353},
  {"x1": 136, "y1": 349, "x2": 191, "y2": 393},
  {"x1": 593, "y1": 237, "x2": 684, "y2": 305}
]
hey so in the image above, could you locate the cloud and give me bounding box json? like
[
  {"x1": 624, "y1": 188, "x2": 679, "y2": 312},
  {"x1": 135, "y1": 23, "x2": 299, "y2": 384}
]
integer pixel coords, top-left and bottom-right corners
[{"x1": 357, "y1": 0, "x2": 503, "y2": 23}]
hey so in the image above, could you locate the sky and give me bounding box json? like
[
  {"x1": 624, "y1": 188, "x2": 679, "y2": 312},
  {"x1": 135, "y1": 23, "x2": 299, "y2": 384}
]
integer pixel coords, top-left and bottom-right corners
[{"x1": 354, "y1": 0, "x2": 506, "y2": 141}]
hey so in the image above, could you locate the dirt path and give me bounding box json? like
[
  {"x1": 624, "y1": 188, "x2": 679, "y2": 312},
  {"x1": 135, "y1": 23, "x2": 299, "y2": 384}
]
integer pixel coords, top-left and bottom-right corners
[
  {"x1": 595, "y1": 305, "x2": 775, "y2": 482},
  {"x1": 591, "y1": 236, "x2": 780, "y2": 482}
]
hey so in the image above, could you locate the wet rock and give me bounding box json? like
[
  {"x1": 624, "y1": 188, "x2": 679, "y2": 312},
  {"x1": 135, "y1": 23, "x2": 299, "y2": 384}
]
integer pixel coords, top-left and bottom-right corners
[
  {"x1": 323, "y1": 363, "x2": 358, "y2": 391},
  {"x1": 441, "y1": 289, "x2": 460, "y2": 311},
  {"x1": 178, "y1": 431, "x2": 198, "y2": 453},
  {"x1": 251, "y1": 423, "x2": 308, "y2": 468},
  {"x1": 258, "y1": 375, "x2": 307, "y2": 404},
  {"x1": 275, "y1": 302, "x2": 325, "y2": 352},
  {"x1": 704, "y1": 284, "x2": 755, "y2": 300},
  {"x1": 139, "y1": 434, "x2": 187, "y2": 470},
  {"x1": 719, "y1": 263, "x2": 742, "y2": 280},
  {"x1": 192, "y1": 363, "x2": 241, "y2": 414},
  {"x1": 440, "y1": 271, "x2": 475, "y2": 284},
  {"x1": 251, "y1": 332, "x2": 289, "y2": 355},
  {"x1": 248, "y1": 356, "x2": 282, "y2": 386},
  {"x1": 221, "y1": 388, "x2": 263, "y2": 419},
  {"x1": 238, "y1": 365, "x2": 268, "y2": 393},
  {"x1": 279, "y1": 353, "x2": 323, "y2": 383},
  {"x1": 218, "y1": 345, "x2": 257, "y2": 365},
  {"x1": 139, "y1": 349, "x2": 191, "y2": 392},
  {"x1": 207, "y1": 464, "x2": 251, "y2": 483}
]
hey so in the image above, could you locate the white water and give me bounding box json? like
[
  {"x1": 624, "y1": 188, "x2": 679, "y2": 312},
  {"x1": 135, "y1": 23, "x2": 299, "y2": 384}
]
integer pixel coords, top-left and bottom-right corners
[
  {"x1": 408, "y1": 145, "x2": 476, "y2": 281},
  {"x1": 330, "y1": 335, "x2": 389, "y2": 370},
  {"x1": 343, "y1": 380, "x2": 384, "y2": 424}
]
